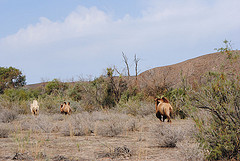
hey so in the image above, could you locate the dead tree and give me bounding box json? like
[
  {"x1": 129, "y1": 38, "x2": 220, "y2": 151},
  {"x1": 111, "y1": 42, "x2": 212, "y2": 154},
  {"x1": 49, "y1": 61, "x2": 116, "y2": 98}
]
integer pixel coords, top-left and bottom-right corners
[
  {"x1": 134, "y1": 54, "x2": 140, "y2": 84},
  {"x1": 122, "y1": 52, "x2": 130, "y2": 79}
]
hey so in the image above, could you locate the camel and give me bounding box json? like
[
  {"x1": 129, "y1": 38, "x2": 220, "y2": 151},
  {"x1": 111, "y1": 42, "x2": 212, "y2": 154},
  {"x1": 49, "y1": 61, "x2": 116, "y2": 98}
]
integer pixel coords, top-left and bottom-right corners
[
  {"x1": 30, "y1": 100, "x2": 39, "y2": 116},
  {"x1": 155, "y1": 97, "x2": 173, "y2": 123},
  {"x1": 60, "y1": 102, "x2": 71, "y2": 115}
]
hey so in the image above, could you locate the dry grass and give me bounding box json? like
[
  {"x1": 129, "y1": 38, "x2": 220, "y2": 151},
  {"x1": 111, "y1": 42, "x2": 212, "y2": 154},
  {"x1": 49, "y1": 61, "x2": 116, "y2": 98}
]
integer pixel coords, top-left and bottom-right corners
[
  {"x1": 0, "y1": 126, "x2": 10, "y2": 138},
  {"x1": 178, "y1": 139, "x2": 204, "y2": 161},
  {"x1": 150, "y1": 124, "x2": 183, "y2": 148},
  {"x1": 61, "y1": 112, "x2": 94, "y2": 136},
  {"x1": 19, "y1": 114, "x2": 55, "y2": 133},
  {"x1": 0, "y1": 109, "x2": 17, "y2": 123},
  {"x1": 117, "y1": 100, "x2": 154, "y2": 116},
  {"x1": 61, "y1": 111, "x2": 141, "y2": 137},
  {"x1": 0, "y1": 109, "x2": 205, "y2": 160},
  {"x1": 94, "y1": 119, "x2": 124, "y2": 137}
]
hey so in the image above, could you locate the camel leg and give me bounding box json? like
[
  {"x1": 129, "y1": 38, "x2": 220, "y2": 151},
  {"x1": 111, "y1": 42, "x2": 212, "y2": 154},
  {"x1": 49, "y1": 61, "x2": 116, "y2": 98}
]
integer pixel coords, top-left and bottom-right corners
[
  {"x1": 156, "y1": 112, "x2": 162, "y2": 122},
  {"x1": 163, "y1": 115, "x2": 167, "y2": 122},
  {"x1": 167, "y1": 116, "x2": 172, "y2": 123}
]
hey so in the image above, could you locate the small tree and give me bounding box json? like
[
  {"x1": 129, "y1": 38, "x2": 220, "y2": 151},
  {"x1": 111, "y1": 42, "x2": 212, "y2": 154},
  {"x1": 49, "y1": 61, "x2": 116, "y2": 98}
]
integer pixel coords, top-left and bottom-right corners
[
  {"x1": 99, "y1": 68, "x2": 115, "y2": 108},
  {"x1": 0, "y1": 66, "x2": 26, "y2": 93}
]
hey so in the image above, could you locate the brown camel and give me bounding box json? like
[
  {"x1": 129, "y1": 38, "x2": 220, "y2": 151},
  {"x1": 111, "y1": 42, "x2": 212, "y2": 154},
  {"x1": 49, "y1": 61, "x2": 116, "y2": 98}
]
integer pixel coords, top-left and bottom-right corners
[
  {"x1": 60, "y1": 102, "x2": 72, "y2": 115},
  {"x1": 155, "y1": 97, "x2": 173, "y2": 123}
]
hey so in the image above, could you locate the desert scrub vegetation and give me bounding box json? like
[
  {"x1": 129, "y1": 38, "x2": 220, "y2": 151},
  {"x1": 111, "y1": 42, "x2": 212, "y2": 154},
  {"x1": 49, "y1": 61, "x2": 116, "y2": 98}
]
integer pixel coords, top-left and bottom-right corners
[
  {"x1": 188, "y1": 72, "x2": 240, "y2": 160},
  {"x1": 0, "y1": 125, "x2": 11, "y2": 138},
  {"x1": 96, "y1": 145, "x2": 132, "y2": 159},
  {"x1": 0, "y1": 109, "x2": 17, "y2": 123},
  {"x1": 0, "y1": 40, "x2": 238, "y2": 160},
  {"x1": 150, "y1": 124, "x2": 183, "y2": 148},
  {"x1": 184, "y1": 44, "x2": 240, "y2": 160},
  {"x1": 61, "y1": 112, "x2": 94, "y2": 136},
  {"x1": 61, "y1": 111, "x2": 141, "y2": 137},
  {"x1": 117, "y1": 99, "x2": 154, "y2": 116}
]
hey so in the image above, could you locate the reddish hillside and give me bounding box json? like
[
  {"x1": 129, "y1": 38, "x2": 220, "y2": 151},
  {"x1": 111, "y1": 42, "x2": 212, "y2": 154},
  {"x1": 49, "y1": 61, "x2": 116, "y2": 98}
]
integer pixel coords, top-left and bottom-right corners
[{"x1": 137, "y1": 51, "x2": 240, "y2": 90}]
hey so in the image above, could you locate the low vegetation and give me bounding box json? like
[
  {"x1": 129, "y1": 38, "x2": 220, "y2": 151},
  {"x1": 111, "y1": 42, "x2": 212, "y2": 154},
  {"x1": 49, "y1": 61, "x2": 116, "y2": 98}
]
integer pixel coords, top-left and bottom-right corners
[{"x1": 0, "y1": 40, "x2": 239, "y2": 160}]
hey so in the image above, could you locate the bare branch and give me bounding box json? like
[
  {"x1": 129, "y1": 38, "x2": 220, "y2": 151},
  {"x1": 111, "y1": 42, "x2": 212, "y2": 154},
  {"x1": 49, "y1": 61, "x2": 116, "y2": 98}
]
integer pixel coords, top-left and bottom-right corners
[
  {"x1": 122, "y1": 52, "x2": 130, "y2": 78},
  {"x1": 134, "y1": 54, "x2": 140, "y2": 78},
  {"x1": 197, "y1": 106, "x2": 225, "y2": 122}
]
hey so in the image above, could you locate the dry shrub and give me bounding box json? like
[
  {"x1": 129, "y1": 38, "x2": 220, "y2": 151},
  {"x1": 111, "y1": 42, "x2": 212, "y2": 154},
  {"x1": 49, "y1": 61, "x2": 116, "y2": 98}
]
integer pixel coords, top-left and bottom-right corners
[
  {"x1": 51, "y1": 155, "x2": 70, "y2": 161},
  {"x1": 61, "y1": 111, "x2": 141, "y2": 137},
  {"x1": 93, "y1": 111, "x2": 141, "y2": 131},
  {"x1": 112, "y1": 146, "x2": 132, "y2": 159},
  {"x1": 178, "y1": 139, "x2": 205, "y2": 161},
  {"x1": 0, "y1": 126, "x2": 10, "y2": 138},
  {"x1": 20, "y1": 114, "x2": 55, "y2": 133},
  {"x1": 61, "y1": 112, "x2": 94, "y2": 136},
  {"x1": 124, "y1": 117, "x2": 139, "y2": 132},
  {"x1": 94, "y1": 112, "x2": 139, "y2": 137},
  {"x1": 0, "y1": 97, "x2": 29, "y2": 114},
  {"x1": 94, "y1": 119, "x2": 123, "y2": 137},
  {"x1": 97, "y1": 145, "x2": 132, "y2": 159},
  {"x1": 117, "y1": 100, "x2": 154, "y2": 116},
  {"x1": 150, "y1": 124, "x2": 183, "y2": 148},
  {"x1": 90, "y1": 111, "x2": 109, "y2": 121},
  {"x1": 12, "y1": 152, "x2": 33, "y2": 160},
  {"x1": 51, "y1": 113, "x2": 65, "y2": 121},
  {"x1": 0, "y1": 109, "x2": 17, "y2": 123},
  {"x1": 37, "y1": 95, "x2": 64, "y2": 114}
]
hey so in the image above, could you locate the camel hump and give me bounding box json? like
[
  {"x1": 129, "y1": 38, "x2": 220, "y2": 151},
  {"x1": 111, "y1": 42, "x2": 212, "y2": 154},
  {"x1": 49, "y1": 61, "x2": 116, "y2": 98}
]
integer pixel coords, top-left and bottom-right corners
[
  {"x1": 33, "y1": 100, "x2": 38, "y2": 106},
  {"x1": 161, "y1": 97, "x2": 169, "y2": 103}
]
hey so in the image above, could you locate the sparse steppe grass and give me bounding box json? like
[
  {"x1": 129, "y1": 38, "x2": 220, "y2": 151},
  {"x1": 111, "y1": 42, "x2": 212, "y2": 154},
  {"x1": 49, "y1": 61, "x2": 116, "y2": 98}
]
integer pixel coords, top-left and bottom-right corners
[
  {"x1": 0, "y1": 109, "x2": 205, "y2": 160},
  {"x1": 0, "y1": 109, "x2": 17, "y2": 123},
  {"x1": 0, "y1": 124, "x2": 12, "y2": 138}
]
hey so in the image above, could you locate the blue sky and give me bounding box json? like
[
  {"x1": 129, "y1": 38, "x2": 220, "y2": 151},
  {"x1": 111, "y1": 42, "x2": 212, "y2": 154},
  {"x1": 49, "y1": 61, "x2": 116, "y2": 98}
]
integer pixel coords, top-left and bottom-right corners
[{"x1": 0, "y1": 0, "x2": 240, "y2": 84}]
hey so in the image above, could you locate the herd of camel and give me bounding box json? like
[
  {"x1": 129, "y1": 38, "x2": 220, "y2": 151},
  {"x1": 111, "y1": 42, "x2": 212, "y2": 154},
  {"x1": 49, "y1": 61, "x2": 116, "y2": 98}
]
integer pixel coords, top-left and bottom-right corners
[
  {"x1": 30, "y1": 100, "x2": 72, "y2": 115},
  {"x1": 30, "y1": 97, "x2": 173, "y2": 123}
]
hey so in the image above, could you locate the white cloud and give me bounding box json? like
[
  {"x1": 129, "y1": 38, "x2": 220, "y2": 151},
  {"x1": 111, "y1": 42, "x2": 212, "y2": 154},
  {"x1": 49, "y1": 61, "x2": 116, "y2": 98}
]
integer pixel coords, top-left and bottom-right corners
[
  {"x1": 1, "y1": 1, "x2": 240, "y2": 84},
  {"x1": 1, "y1": 1, "x2": 239, "y2": 50},
  {"x1": 1, "y1": 6, "x2": 110, "y2": 48}
]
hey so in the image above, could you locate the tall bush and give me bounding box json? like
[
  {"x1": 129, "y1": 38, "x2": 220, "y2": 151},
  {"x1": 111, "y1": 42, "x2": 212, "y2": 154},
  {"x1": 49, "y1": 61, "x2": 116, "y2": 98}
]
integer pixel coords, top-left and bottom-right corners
[{"x1": 189, "y1": 72, "x2": 240, "y2": 160}]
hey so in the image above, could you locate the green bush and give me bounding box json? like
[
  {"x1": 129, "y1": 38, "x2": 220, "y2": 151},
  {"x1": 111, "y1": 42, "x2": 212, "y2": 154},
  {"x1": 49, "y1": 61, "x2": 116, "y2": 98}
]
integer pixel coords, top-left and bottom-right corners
[
  {"x1": 68, "y1": 82, "x2": 84, "y2": 101},
  {"x1": 189, "y1": 72, "x2": 240, "y2": 160},
  {"x1": 45, "y1": 79, "x2": 68, "y2": 95},
  {"x1": 164, "y1": 88, "x2": 189, "y2": 119},
  {"x1": 3, "y1": 88, "x2": 29, "y2": 102},
  {"x1": 38, "y1": 95, "x2": 65, "y2": 114}
]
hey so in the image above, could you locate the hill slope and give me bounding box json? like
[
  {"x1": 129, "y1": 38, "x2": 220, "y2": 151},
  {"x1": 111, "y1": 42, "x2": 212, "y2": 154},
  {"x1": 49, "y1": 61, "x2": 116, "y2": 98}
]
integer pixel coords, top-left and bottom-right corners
[
  {"x1": 26, "y1": 51, "x2": 239, "y2": 91},
  {"x1": 137, "y1": 51, "x2": 240, "y2": 90}
]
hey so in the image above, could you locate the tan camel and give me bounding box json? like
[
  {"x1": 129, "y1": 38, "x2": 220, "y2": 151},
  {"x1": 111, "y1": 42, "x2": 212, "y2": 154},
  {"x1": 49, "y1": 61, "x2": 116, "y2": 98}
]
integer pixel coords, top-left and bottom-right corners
[
  {"x1": 60, "y1": 102, "x2": 71, "y2": 115},
  {"x1": 155, "y1": 97, "x2": 173, "y2": 123},
  {"x1": 30, "y1": 100, "x2": 39, "y2": 116}
]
